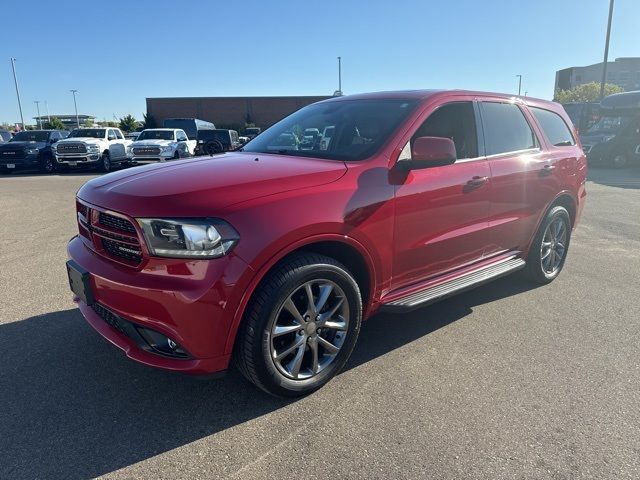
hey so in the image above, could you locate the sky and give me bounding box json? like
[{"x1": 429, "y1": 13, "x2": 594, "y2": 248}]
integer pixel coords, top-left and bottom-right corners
[{"x1": 1, "y1": 0, "x2": 638, "y2": 125}]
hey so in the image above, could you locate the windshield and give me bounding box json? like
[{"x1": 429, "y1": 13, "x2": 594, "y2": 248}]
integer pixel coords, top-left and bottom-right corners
[
  {"x1": 137, "y1": 130, "x2": 175, "y2": 141},
  {"x1": 68, "y1": 129, "x2": 105, "y2": 139},
  {"x1": 243, "y1": 99, "x2": 418, "y2": 161},
  {"x1": 11, "y1": 131, "x2": 50, "y2": 142},
  {"x1": 586, "y1": 116, "x2": 629, "y2": 135},
  {"x1": 246, "y1": 128, "x2": 260, "y2": 134}
]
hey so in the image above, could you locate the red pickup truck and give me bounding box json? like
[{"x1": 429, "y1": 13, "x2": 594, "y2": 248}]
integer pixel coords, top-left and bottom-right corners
[{"x1": 67, "y1": 90, "x2": 587, "y2": 396}]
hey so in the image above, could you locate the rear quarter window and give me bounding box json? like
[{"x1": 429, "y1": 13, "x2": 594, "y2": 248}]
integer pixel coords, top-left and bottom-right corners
[{"x1": 530, "y1": 107, "x2": 576, "y2": 147}]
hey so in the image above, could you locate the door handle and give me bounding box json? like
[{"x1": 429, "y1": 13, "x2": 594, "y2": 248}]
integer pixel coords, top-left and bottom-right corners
[
  {"x1": 466, "y1": 176, "x2": 488, "y2": 187},
  {"x1": 540, "y1": 164, "x2": 555, "y2": 176}
]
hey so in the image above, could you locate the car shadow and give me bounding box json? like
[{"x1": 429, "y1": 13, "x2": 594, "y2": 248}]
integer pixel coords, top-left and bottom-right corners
[
  {"x1": 588, "y1": 164, "x2": 640, "y2": 189},
  {"x1": 0, "y1": 275, "x2": 537, "y2": 479}
]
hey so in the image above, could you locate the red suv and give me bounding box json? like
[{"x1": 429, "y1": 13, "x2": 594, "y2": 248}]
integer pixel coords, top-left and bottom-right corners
[{"x1": 67, "y1": 90, "x2": 587, "y2": 396}]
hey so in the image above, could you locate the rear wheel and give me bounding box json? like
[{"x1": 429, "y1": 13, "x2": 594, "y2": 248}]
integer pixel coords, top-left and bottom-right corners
[
  {"x1": 523, "y1": 205, "x2": 571, "y2": 284},
  {"x1": 205, "y1": 140, "x2": 223, "y2": 155},
  {"x1": 234, "y1": 253, "x2": 362, "y2": 397},
  {"x1": 611, "y1": 153, "x2": 628, "y2": 168}
]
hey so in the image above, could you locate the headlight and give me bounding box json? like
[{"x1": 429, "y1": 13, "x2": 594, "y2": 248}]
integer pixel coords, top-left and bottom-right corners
[
  {"x1": 160, "y1": 145, "x2": 174, "y2": 153},
  {"x1": 87, "y1": 144, "x2": 100, "y2": 152},
  {"x1": 137, "y1": 218, "x2": 239, "y2": 258},
  {"x1": 26, "y1": 148, "x2": 39, "y2": 155}
]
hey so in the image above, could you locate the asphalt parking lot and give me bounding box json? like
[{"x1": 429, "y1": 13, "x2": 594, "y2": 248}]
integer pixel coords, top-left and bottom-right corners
[{"x1": 1, "y1": 167, "x2": 639, "y2": 479}]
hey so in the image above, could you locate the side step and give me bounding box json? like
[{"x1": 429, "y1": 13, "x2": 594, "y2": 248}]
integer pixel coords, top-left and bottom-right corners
[{"x1": 382, "y1": 257, "x2": 526, "y2": 311}]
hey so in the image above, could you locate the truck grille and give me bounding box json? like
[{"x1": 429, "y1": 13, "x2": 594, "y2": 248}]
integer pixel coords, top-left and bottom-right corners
[
  {"x1": 58, "y1": 143, "x2": 87, "y2": 154},
  {"x1": 0, "y1": 148, "x2": 26, "y2": 160},
  {"x1": 133, "y1": 146, "x2": 161, "y2": 156},
  {"x1": 76, "y1": 200, "x2": 144, "y2": 267}
]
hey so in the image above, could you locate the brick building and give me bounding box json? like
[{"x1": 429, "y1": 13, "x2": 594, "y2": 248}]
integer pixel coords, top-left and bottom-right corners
[{"x1": 146, "y1": 95, "x2": 332, "y2": 130}]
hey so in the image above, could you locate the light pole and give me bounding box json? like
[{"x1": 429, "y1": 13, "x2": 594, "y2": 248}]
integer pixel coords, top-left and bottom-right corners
[
  {"x1": 34, "y1": 100, "x2": 42, "y2": 129},
  {"x1": 10, "y1": 58, "x2": 25, "y2": 130},
  {"x1": 333, "y1": 56, "x2": 343, "y2": 96},
  {"x1": 70, "y1": 89, "x2": 79, "y2": 128},
  {"x1": 599, "y1": 0, "x2": 615, "y2": 99},
  {"x1": 516, "y1": 75, "x2": 523, "y2": 96},
  {"x1": 45, "y1": 101, "x2": 51, "y2": 123}
]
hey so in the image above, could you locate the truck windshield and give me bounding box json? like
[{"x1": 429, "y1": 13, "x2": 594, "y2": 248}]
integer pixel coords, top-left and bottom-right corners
[
  {"x1": 243, "y1": 99, "x2": 418, "y2": 161},
  {"x1": 11, "y1": 131, "x2": 50, "y2": 142},
  {"x1": 68, "y1": 129, "x2": 106, "y2": 138},
  {"x1": 137, "y1": 130, "x2": 175, "y2": 141}
]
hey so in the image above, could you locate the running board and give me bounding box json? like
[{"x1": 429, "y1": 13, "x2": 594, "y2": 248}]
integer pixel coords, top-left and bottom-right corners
[{"x1": 382, "y1": 257, "x2": 526, "y2": 311}]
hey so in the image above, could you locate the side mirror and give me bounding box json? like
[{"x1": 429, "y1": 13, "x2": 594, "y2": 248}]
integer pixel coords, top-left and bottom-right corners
[
  {"x1": 399, "y1": 136, "x2": 457, "y2": 170},
  {"x1": 108, "y1": 135, "x2": 116, "y2": 141}
]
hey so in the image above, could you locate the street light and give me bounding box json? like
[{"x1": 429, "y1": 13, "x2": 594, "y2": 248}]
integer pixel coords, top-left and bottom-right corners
[
  {"x1": 34, "y1": 100, "x2": 42, "y2": 129},
  {"x1": 333, "y1": 56, "x2": 343, "y2": 96},
  {"x1": 10, "y1": 58, "x2": 25, "y2": 130},
  {"x1": 45, "y1": 101, "x2": 51, "y2": 123},
  {"x1": 599, "y1": 0, "x2": 615, "y2": 99},
  {"x1": 516, "y1": 75, "x2": 523, "y2": 96},
  {"x1": 70, "y1": 89, "x2": 79, "y2": 128}
]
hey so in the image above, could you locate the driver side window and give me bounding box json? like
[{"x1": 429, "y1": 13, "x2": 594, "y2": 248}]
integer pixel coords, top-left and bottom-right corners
[{"x1": 402, "y1": 102, "x2": 478, "y2": 161}]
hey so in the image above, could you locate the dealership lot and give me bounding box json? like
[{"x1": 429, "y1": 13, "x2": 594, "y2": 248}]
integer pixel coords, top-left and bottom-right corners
[{"x1": 1, "y1": 168, "x2": 639, "y2": 479}]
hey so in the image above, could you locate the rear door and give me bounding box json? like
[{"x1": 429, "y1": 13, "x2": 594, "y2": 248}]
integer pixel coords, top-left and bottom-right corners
[
  {"x1": 478, "y1": 100, "x2": 561, "y2": 256},
  {"x1": 391, "y1": 100, "x2": 492, "y2": 289}
]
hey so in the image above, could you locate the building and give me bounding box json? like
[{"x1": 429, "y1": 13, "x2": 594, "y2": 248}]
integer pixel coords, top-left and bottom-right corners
[
  {"x1": 555, "y1": 57, "x2": 640, "y2": 92},
  {"x1": 146, "y1": 96, "x2": 332, "y2": 130},
  {"x1": 33, "y1": 114, "x2": 95, "y2": 130}
]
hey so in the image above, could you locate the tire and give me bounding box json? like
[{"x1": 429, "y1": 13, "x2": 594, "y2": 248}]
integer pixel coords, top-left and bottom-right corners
[
  {"x1": 204, "y1": 140, "x2": 223, "y2": 155},
  {"x1": 522, "y1": 205, "x2": 571, "y2": 284},
  {"x1": 99, "y1": 152, "x2": 111, "y2": 172},
  {"x1": 173, "y1": 151, "x2": 180, "y2": 160},
  {"x1": 40, "y1": 155, "x2": 56, "y2": 174},
  {"x1": 611, "y1": 152, "x2": 628, "y2": 168},
  {"x1": 234, "y1": 253, "x2": 362, "y2": 397}
]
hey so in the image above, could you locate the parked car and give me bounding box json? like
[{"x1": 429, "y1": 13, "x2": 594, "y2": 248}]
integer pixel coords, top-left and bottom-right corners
[
  {"x1": 127, "y1": 128, "x2": 196, "y2": 164},
  {"x1": 579, "y1": 90, "x2": 640, "y2": 168},
  {"x1": 0, "y1": 129, "x2": 12, "y2": 144},
  {"x1": 66, "y1": 90, "x2": 586, "y2": 397},
  {"x1": 54, "y1": 127, "x2": 131, "y2": 172},
  {"x1": 125, "y1": 132, "x2": 142, "y2": 141},
  {"x1": 244, "y1": 127, "x2": 261, "y2": 139},
  {"x1": 163, "y1": 118, "x2": 215, "y2": 140},
  {"x1": 0, "y1": 130, "x2": 68, "y2": 174},
  {"x1": 195, "y1": 129, "x2": 240, "y2": 155}
]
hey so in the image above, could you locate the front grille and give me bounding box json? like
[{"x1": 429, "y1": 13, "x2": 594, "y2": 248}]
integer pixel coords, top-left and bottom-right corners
[
  {"x1": 57, "y1": 143, "x2": 87, "y2": 154},
  {"x1": 0, "y1": 149, "x2": 26, "y2": 160},
  {"x1": 102, "y1": 238, "x2": 143, "y2": 263},
  {"x1": 92, "y1": 303, "x2": 129, "y2": 336},
  {"x1": 99, "y1": 212, "x2": 137, "y2": 233},
  {"x1": 133, "y1": 146, "x2": 161, "y2": 156}
]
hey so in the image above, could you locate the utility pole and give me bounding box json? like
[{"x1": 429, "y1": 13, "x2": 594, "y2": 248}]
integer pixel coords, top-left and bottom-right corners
[
  {"x1": 334, "y1": 56, "x2": 343, "y2": 96},
  {"x1": 45, "y1": 101, "x2": 51, "y2": 123},
  {"x1": 10, "y1": 58, "x2": 25, "y2": 130},
  {"x1": 70, "y1": 89, "x2": 79, "y2": 128},
  {"x1": 516, "y1": 75, "x2": 523, "y2": 96},
  {"x1": 599, "y1": 0, "x2": 615, "y2": 99},
  {"x1": 34, "y1": 100, "x2": 42, "y2": 129}
]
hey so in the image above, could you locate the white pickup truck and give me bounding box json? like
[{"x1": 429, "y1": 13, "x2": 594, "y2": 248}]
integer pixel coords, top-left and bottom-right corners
[
  {"x1": 53, "y1": 127, "x2": 131, "y2": 172},
  {"x1": 127, "y1": 128, "x2": 197, "y2": 164}
]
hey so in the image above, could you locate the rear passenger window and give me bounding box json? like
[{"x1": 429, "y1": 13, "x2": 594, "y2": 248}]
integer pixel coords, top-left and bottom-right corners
[
  {"x1": 480, "y1": 102, "x2": 538, "y2": 155},
  {"x1": 530, "y1": 107, "x2": 575, "y2": 146}
]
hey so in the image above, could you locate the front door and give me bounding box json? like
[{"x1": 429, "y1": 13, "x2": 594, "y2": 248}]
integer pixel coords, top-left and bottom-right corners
[{"x1": 391, "y1": 101, "x2": 492, "y2": 291}]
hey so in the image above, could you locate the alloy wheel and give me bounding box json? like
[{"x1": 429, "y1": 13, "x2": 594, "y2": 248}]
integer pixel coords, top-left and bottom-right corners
[
  {"x1": 540, "y1": 217, "x2": 567, "y2": 275},
  {"x1": 269, "y1": 279, "x2": 349, "y2": 380}
]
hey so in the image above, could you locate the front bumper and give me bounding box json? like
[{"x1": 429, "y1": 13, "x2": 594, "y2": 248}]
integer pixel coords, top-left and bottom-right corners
[
  {"x1": 128, "y1": 152, "x2": 175, "y2": 164},
  {"x1": 67, "y1": 235, "x2": 252, "y2": 374},
  {"x1": 56, "y1": 153, "x2": 101, "y2": 165}
]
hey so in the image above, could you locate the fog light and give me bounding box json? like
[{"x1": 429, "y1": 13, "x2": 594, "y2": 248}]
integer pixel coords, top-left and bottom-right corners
[{"x1": 136, "y1": 326, "x2": 189, "y2": 358}]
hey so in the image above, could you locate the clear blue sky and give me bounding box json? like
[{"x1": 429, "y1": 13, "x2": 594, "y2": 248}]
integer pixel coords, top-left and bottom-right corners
[{"x1": 1, "y1": 0, "x2": 638, "y2": 125}]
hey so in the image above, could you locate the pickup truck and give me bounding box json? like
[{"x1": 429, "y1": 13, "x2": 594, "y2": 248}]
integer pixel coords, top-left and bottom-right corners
[
  {"x1": 127, "y1": 128, "x2": 196, "y2": 164},
  {"x1": 54, "y1": 127, "x2": 131, "y2": 172}
]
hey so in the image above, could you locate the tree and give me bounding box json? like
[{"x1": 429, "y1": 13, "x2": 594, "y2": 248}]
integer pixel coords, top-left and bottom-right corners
[
  {"x1": 119, "y1": 114, "x2": 138, "y2": 133},
  {"x1": 44, "y1": 117, "x2": 66, "y2": 130},
  {"x1": 143, "y1": 113, "x2": 156, "y2": 129},
  {"x1": 554, "y1": 82, "x2": 624, "y2": 103}
]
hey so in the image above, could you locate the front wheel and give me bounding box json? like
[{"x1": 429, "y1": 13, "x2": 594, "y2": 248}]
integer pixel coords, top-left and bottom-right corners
[
  {"x1": 40, "y1": 155, "x2": 56, "y2": 174},
  {"x1": 234, "y1": 253, "x2": 362, "y2": 397},
  {"x1": 611, "y1": 153, "x2": 628, "y2": 168},
  {"x1": 98, "y1": 152, "x2": 111, "y2": 172},
  {"x1": 523, "y1": 205, "x2": 571, "y2": 284}
]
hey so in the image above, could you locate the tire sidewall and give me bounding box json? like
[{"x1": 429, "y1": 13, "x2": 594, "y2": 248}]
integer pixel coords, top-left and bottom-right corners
[
  {"x1": 41, "y1": 155, "x2": 55, "y2": 173},
  {"x1": 256, "y1": 263, "x2": 362, "y2": 396},
  {"x1": 101, "y1": 152, "x2": 111, "y2": 172},
  {"x1": 528, "y1": 206, "x2": 571, "y2": 282}
]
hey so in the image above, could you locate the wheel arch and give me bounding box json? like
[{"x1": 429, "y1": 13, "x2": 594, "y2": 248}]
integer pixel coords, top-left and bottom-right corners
[
  {"x1": 523, "y1": 191, "x2": 577, "y2": 258},
  {"x1": 223, "y1": 234, "x2": 377, "y2": 355}
]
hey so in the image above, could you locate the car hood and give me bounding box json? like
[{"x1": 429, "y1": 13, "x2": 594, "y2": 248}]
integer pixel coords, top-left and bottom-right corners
[
  {"x1": 131, "y1": 139, "x2": 174, "y2": 147},
  {"x1": 0, "y1": 141, "x2": 47, "y2": 150},
  {"x1": 77, "y1": 152, "x2": 347, "y2": 217},
  {"x1": 59, "y1": 137, "x2": 103, "y2": 144}
]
